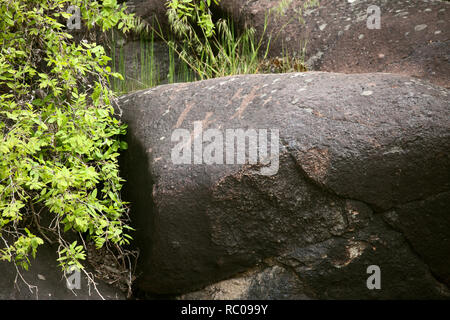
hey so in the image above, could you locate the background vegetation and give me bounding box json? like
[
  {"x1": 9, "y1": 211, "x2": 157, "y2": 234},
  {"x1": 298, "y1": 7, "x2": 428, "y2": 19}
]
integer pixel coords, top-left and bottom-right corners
[
  {"x1": 110, "y1": 0, "x2": 314, "y2": 94},
  {"x1": 0, "y1": 0, "x2": 317, "y2": 296},
  {"x1": 0, "y1": 0, "x2": 141, "y2": 289}
]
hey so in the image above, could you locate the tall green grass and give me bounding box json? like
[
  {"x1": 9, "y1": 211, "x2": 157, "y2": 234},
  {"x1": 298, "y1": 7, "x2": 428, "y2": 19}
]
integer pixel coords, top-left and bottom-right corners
[
  {"x1": 109, "y1": 28, "x2": 195, "y2": 94},
  {"x1": 108, "y1": 11, "x2": 308, "y2": 94},
  {"x1": 166, "y1": 12, "x2": 271, "y2": 80}
]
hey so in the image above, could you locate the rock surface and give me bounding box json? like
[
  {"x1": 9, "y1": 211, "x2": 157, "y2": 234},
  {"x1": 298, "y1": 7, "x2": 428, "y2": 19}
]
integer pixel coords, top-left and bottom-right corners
[
  {"x1": 179, "y1": 265, "x2": 312, "y2": 300},
  {"x1": 0, "y1": 243, "x2": 125, "y2": 300},
  {"x1": 126, "y1": 0, "x2": 170, "y2": 32},
  {"x1": 117, "y1": 72, "x2": 450, "y2": 298},
  {"x1": 218, "y1": 0, "x2": 450, "y2": 88},
  {"x1": 383, "y1": 191, "x2": 450, "y2": 286},
  {"x1": 125, "y1": 0, "x2": 449, "y2": 87}
]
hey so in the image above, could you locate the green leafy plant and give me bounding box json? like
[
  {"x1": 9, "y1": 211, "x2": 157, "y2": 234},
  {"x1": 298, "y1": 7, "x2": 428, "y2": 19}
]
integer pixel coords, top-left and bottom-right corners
[
  {"x1": 165, "y1": 0, "x2": 270, "y2": 80},
  {"x1": 0, "y1": 0, "x2": 139, "y2": 278},
  {"x1": 163, "y1": 0, "x2": 315, "y2": 80},
  {"x1": 167, "y1": 0, "x2": 219, "y2": 38}
]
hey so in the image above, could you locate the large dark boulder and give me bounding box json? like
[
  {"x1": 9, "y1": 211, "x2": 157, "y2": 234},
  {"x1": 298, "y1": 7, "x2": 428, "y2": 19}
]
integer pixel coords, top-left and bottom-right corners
[
  {"x1": 383, "y1": 191, "x2": 450, "y2": 286},
  {"x1": 218, "y1": 0, "x2": 450, "y2": 88},
  {"x1": 117, "y1": 72, "x2": 450, "y2": 298}
]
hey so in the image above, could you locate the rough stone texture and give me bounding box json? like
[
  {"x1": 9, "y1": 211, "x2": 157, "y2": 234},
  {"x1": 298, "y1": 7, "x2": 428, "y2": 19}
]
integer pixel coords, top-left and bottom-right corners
[
  {"x1": 123, "y1": 0, "x2": 450, "y2": 87},
  {"x1": 117, "y1": 72, "x2": 450, "y2": 298},
  {"x1": 218, "y1": 0, "x2": 450, "y2": 88},
  {"x1": 125, "y1": 0, "x2": 170, "y2": 32},
  {"x1": 383, "y1": 191, "x2": 450, "y2": 286},
  {"x1": 0, "y1": 243, "x2": 125, "y2": 300},
  {"x1": 179, "y1": 265, "x2": 312, "y2": 299}
]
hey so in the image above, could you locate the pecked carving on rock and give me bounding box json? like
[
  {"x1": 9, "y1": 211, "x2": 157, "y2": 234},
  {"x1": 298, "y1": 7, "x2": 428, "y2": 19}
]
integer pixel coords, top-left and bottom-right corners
[{"x1": 117, "y1": 72, "x2": 449, "y2": 298}]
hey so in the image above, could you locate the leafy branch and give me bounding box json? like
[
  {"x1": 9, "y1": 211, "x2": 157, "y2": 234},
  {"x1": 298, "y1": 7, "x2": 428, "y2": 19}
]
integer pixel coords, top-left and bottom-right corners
[{"x1": 0, "y1": 0, "x2": 139, "y2": 278}]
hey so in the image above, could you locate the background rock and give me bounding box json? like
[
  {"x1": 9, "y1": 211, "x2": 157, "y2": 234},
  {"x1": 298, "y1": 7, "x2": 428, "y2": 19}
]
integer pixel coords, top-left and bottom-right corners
[
  {"x1": 218, "y1": 0, "x2": 450, "y2": 88},
  {"x1": 123, "y1": 0, "x2": 450, "y2": 87},
  {"x1": 125, "y1": 0, "x2": 170, "y2": 32},
  {"x1": 117, "y1": 72, "x2": 450, "y2": 298},
  {"x1": 0, "y1": 243, "x2": 125, "y2": 300}
]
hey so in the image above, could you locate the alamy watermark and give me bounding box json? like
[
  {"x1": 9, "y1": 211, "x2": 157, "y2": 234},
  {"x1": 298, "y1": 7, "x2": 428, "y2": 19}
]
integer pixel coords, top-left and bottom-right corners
[
  {"x1": 171, "y1": 122, "x2": 280, "y2": 176},
  {"x1": 367, "y1": 5, "x2": 381, "y2": 30},
  {"x1": 66, "y1": 5, "x2": 81, "y2": 30},
  {"x1": 65, "y1": 3, "x2": 382, "y2": 31},
  {"x1": 366, "y1": 265, "x2": 381, "y2": 290},
  {"x1": 65, "y1": 266, "x2": 81, "y2": 290}
]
